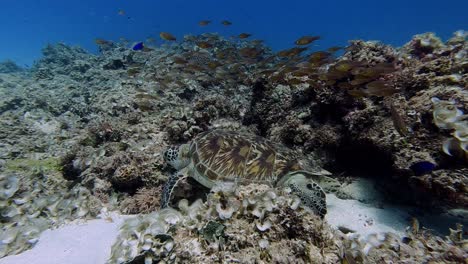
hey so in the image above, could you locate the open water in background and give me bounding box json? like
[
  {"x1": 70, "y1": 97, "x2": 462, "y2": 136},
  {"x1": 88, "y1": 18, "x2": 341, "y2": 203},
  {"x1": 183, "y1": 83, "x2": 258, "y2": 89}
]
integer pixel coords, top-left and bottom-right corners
[{"x1": 0, "y1": 0, "x2": 467, "y2": 66}]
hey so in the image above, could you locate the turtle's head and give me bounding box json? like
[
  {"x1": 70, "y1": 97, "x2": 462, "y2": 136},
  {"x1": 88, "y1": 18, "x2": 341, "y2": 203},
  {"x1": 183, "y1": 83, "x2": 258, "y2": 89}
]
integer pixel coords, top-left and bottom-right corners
[
  {"x1": 277, "y1": 171, "x2": 327, "y2": 219},
  {"x1": 163, "y1": 144, "x2": 190, "y2": 170}
]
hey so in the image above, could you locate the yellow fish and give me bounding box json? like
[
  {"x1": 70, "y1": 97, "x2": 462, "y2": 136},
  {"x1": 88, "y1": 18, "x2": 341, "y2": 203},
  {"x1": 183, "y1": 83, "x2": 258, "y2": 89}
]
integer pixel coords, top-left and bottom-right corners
[{"x1": 160, "y1": 32, "x2": 176, "y2": 41}]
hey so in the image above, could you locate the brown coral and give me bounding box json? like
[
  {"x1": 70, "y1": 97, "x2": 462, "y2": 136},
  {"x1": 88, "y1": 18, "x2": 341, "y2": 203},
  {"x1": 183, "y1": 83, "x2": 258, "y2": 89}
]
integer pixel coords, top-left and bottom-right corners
[{"x1": 120, "y1": 186, "x2": 162, "y2": 214}]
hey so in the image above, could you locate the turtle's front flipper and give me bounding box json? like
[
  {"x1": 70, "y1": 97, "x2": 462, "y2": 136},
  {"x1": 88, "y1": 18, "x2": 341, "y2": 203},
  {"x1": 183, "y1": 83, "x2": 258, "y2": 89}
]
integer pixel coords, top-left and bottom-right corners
[{"x1": 161, "y1": 172, "x2": 187, "y2": 208}]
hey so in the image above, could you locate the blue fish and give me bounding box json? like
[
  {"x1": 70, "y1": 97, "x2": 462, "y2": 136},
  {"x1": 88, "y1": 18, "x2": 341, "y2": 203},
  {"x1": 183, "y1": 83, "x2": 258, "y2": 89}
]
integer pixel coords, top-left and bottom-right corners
[
  {"x1": 132, "y1": 42, "x2": 144, "y2": 51},
  {"x1": 409, "y1": 161, "x2": 436, "y2": 175}
]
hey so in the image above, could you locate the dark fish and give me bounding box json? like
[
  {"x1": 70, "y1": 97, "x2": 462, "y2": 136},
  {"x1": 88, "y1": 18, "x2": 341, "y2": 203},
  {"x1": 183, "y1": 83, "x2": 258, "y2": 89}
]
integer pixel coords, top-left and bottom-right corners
[
  {"x1": 132, "y1": 42, "x2": 144, "y2": 51},
  {"x1": 221, "y1": 20, "x2": 232, "y2": 26},
  {"x1": 347, "y1": 89, "x2": 367, "y2": 98},
  {"x1": 324, "y1": 69, "x2": 349, "y2": 80},
  {"x1": 277, "y1": 47, "x2": 307, "y2": 57},
  {"x1": 238, "y1": 33, "x2": 252, "y2": 39},
  {"x1": 327, "y1": 46, "x2": 344, "y2": 53},
  {"x1": 291, "y1": 70, "x2": 310, "y2": 77},
  {"x1": 334, "y1": 61, "x2": 359, "y2": 72},
  {"x1": 160, "y1": 32, "x2": 176, "y2": 41},
  {"x1": 239, "y1": 47, "x2": 262, "y2": 58},
  {"x1": 196, "y1": 41, "x2": 213, "y2": 49},
  {"x1": 409, "y1": 161, "x2": 436, "y2": 175},
  {"x1": 172, "y1": 57, "x2": 188, "y2": 64},
  {"x1": 207, "y1": 61, "x2": 221, "y2": 69},
  {"x1": 198, "y1": 20, "x2": 211, "y2": 26},
  {"x1": 94, "y1": 39, "x2": 113, "y2": 49},
  {"x1": 294, "y1": 35, "x2": 320, "y2": 45},
  {"x1": 349, "y1": 77, "x2": 372, "y2": 86},
  {"x1": 308, "y1": 51, "x2": 331, "y2": 63},
  {"x1": 365, "y1": 80, "x2": 396, "y2": 96},
  {"x1": 95, "y1": 38, "x2": 112, "y2": 45},
  {"x1": 250, "y1": 39, "x2": 264, "y2": 45}
]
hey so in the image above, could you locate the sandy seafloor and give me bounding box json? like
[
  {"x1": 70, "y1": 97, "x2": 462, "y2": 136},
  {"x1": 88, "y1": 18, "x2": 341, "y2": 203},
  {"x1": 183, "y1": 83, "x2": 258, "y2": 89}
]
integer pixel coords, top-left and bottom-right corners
[
  {"x1": 0, "y1": 196, "x2": 415, "y2": 264},
  {"x1": 1, "y1": 190, "x2": 464, "y2": 264}
]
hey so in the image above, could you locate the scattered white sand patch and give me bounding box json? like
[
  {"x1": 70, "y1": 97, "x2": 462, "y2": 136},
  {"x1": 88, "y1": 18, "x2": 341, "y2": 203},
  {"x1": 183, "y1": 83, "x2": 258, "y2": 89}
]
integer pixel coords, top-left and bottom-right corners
[
  {"x1": 326, "y1": 194, "x2": 410, "y2": 238},
  {"x1": 338, "y1": 178, "x2": 385, "y2": 204},
  {"x1": 0, "y1": 214, "x2": 129, "y2": 264}
]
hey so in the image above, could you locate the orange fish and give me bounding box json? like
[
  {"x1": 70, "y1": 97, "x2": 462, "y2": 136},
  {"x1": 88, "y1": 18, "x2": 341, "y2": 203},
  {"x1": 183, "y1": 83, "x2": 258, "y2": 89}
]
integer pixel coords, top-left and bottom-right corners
[
  {"x1": 365, "y1": 80, "x2": 396, "y2": 96},
  {"x1": 294, "y1": 35, "x2": 320, "y2": 45},
  {"x1": 160, "y1": 32, "x2": 176, "y2": 41},
  {"x1": 239, "y1": 47, "x2": 262, "y2": 58},
  {"x1": 196, "y1": 41, "x2": 213, "y2": 49},
  {"x1": 308, "y1": 51, "x2": 331, "y2": 63},
  {"x1": 327, "y1": 46, "x2": 343, "y2": 53},
  {"x1": 277, "y1": 47, "x2": 307, "y2": 57},
  {"x1": 94, "y1": 38, "x2": 112, "y2": 45},
  {"x1": 198, "y1": 20, "x2": 211, "y2": 26},
  {"x1": 221, "y1": 20, "x2": 232, "y2": 26},
  {"x1": 238, "y1": 33, "x2": 252, "y2": 39},
  {"x1": 172, "y1": 57, "x2": 188, "y2": 64},
  {"x1": 348, "y1": 81, "x2": 396, "y2": 97}
]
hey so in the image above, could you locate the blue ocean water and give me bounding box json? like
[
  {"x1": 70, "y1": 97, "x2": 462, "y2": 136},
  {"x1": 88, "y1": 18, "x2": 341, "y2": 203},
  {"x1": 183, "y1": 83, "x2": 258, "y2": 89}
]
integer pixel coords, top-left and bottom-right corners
[{"x1": 0, "y1": 0, "x2": 467, "y2": 66}]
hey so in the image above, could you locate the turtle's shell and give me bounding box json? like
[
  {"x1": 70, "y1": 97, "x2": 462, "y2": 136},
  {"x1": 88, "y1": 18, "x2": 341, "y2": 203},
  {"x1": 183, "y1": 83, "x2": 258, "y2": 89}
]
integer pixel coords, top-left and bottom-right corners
[{"x1": 189, "y1": 130, "x2": 303, "y2": 185}]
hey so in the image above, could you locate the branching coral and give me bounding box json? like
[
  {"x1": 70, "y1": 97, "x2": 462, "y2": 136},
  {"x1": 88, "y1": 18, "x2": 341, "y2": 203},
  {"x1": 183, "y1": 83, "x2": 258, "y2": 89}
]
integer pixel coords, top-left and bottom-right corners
[{"x1": 120, "y1": 186, "x2": 162, "y2": 214}]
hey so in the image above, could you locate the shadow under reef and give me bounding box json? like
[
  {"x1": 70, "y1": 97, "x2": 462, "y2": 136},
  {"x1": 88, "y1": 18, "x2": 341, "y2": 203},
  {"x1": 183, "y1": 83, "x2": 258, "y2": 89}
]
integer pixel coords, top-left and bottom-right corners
[{"x1": 329, "y1": 139, "x2": 467, "y2": 236}]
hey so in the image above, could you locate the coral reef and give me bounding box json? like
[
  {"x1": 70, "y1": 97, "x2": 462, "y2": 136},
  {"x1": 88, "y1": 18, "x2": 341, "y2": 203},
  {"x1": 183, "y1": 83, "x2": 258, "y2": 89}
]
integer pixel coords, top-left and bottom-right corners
[
  {"x1": 0, "y1": 29, "x2": 467, "y2": 261},
  {"x1": 109, "y1": 184, "x2": 467, "y2": 263},
  {"x1": 0, "y1": 60, "x2": 24, "y2": 73}
]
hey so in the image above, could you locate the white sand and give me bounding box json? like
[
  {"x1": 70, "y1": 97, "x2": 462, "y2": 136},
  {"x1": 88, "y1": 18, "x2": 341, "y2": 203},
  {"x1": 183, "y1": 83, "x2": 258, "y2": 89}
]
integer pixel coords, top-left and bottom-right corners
[
  {"x1": 0, "y1": 215, "x2": 126, "y2": 264},
  {"x1": 326, "y1": 194, "x2": 410, "y2": 238}
]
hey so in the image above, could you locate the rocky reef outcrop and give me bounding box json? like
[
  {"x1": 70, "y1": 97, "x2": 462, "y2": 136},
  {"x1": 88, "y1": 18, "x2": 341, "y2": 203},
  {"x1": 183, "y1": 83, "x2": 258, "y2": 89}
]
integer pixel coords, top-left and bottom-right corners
[{"x1": 0, "y1": 30, "x2": 466, "y2": 261}]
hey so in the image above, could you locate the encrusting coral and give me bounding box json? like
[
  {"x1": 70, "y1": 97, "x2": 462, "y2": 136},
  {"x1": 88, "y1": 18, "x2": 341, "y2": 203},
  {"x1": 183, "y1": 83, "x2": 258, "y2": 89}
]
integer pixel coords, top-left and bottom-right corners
[
  {"x1": 108, "y1": 184, "x2": 467, "y2": 263},
  {"x1": 432, "y1": 97, "x2": 468, "y2": 162},
  {"x1": 0, "y1": 172, "x2": 101, "y2": 257},
  {"x1": 108, "y1": 184, "x2": 338, "y2": 263}
]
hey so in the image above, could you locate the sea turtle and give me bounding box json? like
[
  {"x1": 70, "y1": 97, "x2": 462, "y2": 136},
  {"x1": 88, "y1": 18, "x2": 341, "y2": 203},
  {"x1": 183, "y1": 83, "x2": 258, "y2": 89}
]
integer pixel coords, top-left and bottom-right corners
[{"x1": 161, "y1": 130, "x2": 335, "y2": 218}]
